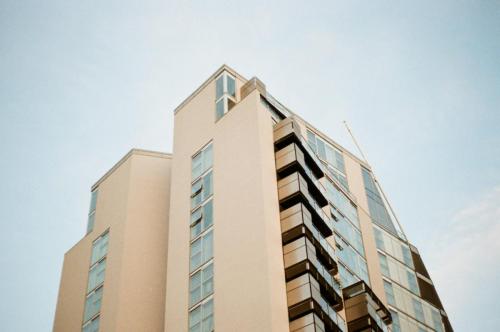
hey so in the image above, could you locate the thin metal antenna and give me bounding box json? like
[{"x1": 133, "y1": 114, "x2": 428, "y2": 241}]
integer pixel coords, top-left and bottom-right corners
[
  {"x1": 343, "y1": 121, "x2": 368, "y2": 164},
  {"x1": 343, "y1": 121, "x2": 409, "y2": 242}
]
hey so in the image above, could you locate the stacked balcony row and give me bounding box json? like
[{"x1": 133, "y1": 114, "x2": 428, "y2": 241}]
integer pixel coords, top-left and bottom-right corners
[
  {"x1": 274, "y1": 118, "x2": 393, "y2": 332},
  {"x1": 274, "y1": 120, "x2": 345, "y2": 332}
]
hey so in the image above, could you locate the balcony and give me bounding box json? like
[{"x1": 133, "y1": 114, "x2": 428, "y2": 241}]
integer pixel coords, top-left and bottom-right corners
[
  {"x1": 283, "y1": 237, "x2": 343, "y2": 308},
  {"x1": 274, "y1": 121, "x2": 324, "y2": 174},
  {"x1": 273, "y1": 118, "x2": 358, "y2": 204},
  {"x1": 276, "y1": 143, "x2": 328, "y2": 207},
  {"x1": 342, "y1": 281, "x2": 392, "y2": 332},
  {"x1": 287, "y1": 274, "x2": 346, "y2": 332},
  {"x1": 290, "y1": 313, "x2": 347, "y2": 332},
  {"x1": 278, "y1": 172, "x2": 333, "y2": 237},
  {"x1": 281, "y1": 203, "x2": 337, "y2": 274}
]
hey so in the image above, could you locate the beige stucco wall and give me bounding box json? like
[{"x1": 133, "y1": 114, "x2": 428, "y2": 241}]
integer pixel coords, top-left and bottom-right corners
[
  {"x1": 53, "y1": 151, "x2": 171, "y2": 332},
  {"x1": 343, "y1": 156, "x2": 386, "y2": 303},
  {"x1": 53, "y1": 236, "x2": 93, "y2": 331},
  {"x1": 165, "y1": 69, "x2": 289, "y2": 331}
]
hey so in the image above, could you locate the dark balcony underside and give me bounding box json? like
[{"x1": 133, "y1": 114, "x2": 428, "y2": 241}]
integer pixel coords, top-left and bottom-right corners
[
  {"x1": 280, "y1": 191, "x2": 332, "y2": 237},
  {"x1": 285, "y1": 260, "x2": 343, "y2": 309},
  {"x1": 289, "y1": 298, "x2": 343, "y2": 332},
  {"x1": 282, "y1": 224, "x2": 337, "y2": 273}
]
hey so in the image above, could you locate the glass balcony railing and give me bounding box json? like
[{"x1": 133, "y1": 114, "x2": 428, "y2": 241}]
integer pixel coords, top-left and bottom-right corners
[
  {"x1": 308, "y1": 248, "x2": 342, "y2": 295},
  {"x1": 283, "y1": 237, "x2": 342, "y2": 302},
  {"x1": 342, "y1": 281, "x2": 392, "y2": 332},
  {"x1": 281, "y1": 204, "x2": 338, "y2": 272},
  {"x1": 278, "y1": 172, "x2": 334, "y2": 237}
]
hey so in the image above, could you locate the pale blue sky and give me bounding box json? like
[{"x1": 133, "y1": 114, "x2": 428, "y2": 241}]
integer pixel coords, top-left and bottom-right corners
[{"x1": 1, "y1": 1, "x2": 499, "y2": 331}]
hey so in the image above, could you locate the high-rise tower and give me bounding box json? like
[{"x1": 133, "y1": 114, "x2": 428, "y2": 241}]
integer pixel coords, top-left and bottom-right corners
[{"x1": 54, "y1": 65, "x2": 452, "y2": 332}]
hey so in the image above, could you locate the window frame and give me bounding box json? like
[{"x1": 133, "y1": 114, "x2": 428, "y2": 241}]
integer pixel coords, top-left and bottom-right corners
[
  {"x1": 215, "y1": 73, "x2": 237, "y2": 121},
  {"x1": 188, "y1": 296, "x2": 214, "y2": 332}
]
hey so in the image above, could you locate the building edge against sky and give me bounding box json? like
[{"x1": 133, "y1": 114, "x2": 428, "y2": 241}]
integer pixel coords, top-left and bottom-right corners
[{"x1": 53, "y1": 65, "x2": 452, "y2": 332}]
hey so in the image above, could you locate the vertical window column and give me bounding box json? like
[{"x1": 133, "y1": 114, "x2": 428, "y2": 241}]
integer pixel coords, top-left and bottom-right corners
[
  {"x1": 215, "y1": 73, "x2": 236, "y2": 121},
  {"x1": 82, "y1": 230, "x2": 109, "y2": 332},
  {"x1": 189, "y1": 143, "x2": 214, "y2": 332},
  {"x1": 86, "y1": 190, "x2": 98, "y2": 234}
]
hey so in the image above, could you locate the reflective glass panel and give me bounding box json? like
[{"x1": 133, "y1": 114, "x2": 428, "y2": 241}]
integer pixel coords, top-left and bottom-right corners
[
  {"x1": 91, "y1": 232, "x2": 109, "y2": 266},
  {"x1": 190, "y1": 239, "x2": 202, "y2": 272},
  {"x1": 83, "y1": 287, "x2": 103, "y2": 323},
  {"x1": 203, "y1": 200, "x2": 213, "y2": 229},
  {"x1": 189, "y1": 306, "x2": 202, "y2": 332},
  {"x1": 216, "y1": 99, "x2": 225, "y2": 120},
  {"x1": 87, "y1": 258, "x2": 106, "y2": 293},
  {"x1": 202, "y1": 231, "x2": 213, "y2": 263},
  {"x1": 383, "y1": 280, "x2": 395, "y2": 306},
  {"x1": 202, "y1": 263, "x2": 214, "y2": 298},
  {"x1": 189, "y1": 271, "x2": 202, "y2": 307},
  {"x1": 215, "y1": 76, "x2": 224, "y2": 99},
  {"x1": 82, "y1": 315, "x2": 100, "y2": 332},
  {"x1": 202, "y1": 299, "x2": 214, "y2": 332},
  {"x1": 227, "y1": 76, "x2": 236, "y2": 97}
]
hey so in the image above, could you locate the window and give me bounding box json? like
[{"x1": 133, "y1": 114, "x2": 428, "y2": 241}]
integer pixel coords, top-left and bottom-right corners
[
  {"x1": 201, "y1": 299, "x2": 214, "y2": 332},
  {"x1": 189, "y1": 263, "x2": 214, "y2": 307},
  {"x1": 191, "y1": 171, "x2": 213, "y2": 210},
  {"x1": 202, "y1": 263, "x2": 214, "y2": 297},
  {"x1": 389, "y1": 309, "x2": 400, "y2": 332},
  {"x1": 202, "y1": 231, "x2": 214, "y2": 263},
  {"x1": 227, "y1": 76, "x2": 235, "y2": 97},
  {"x1": 379, "y1": 253, "x2": 390, "y2": 277},
  {"x1": 83, "y1": 286, "x2": 103, "y2": 323},
  {"x1": 189, "y1": 298, "x2": 214, "y2": 332},
  {"x1": 307, "y1": 130, "x2": 349, "y2": 190},
  {"x1": 401, "y1": 245, "x2": 413, "y2": 268},
  {"x1": 335, "y1": 234, "x2": 370, "y2": 285},
  {"x1": 362, "y1": 168, "x2": 399, "y2": 237},
  {"x1": 191, "y1": 173, "x2": 212, "y2": 209},
  {"x1": 82, "y1": 315, "x2": 100, "y2": 332},
  {"x1": 190, "y1": 239, "x2": 202, "y2": 272},
  {"x1": 215, "y1": 73, "x2": 236, "y2": 121},
  {"x1": 338, "y1": 262, "x2": 359, "y2": 287},
  {"x1": 316, "y1": 138, "x2": 326, "y2": 160},
  {"x1": 86, "y1": 214, "x2": 95, "y2": 235},
  {"x1": 192, "y1": 144, "x2": 213, "y2": 180},
  {"x1": 215, "y1": 76, "x2": 224, "y2": 99},
  {"x1": 190, "y1": 231, "x2": 213, "y2": 272},
  {"x1": 383, "y1": 280, "x2": 395, "y2": 306},
  {"x1": 189, "y1": 305, "x2": 201, "y2": 332},
  {"x1": 86, "y1": 190, "x2": 98, "y2": 234},
  {"x1": 407, "y1": 270, "x2": 419, "y2": 295},
  {"x1": 334, "y1": 210, "x2": 364, "y2": 255},
  {"x1": 91, "y1": 232, "x2": 109, "y2": 266},
  {"x1": 191, "y1": 201, "x2": 213, "y2": 240},
  {"x1": 307, "y1": 130, "x2": 317, "y2": 152},
  {"x1": 215, "y1": 99, "x2": 225, "y2": 120},
  {"x1": 431, "y1": 309, "x2": 443, "y2": 332},
  {"x1": 89, "y1": 190, "x2": 98, "y2": 212},
  {"x1": 83, "y1": 231, "x2": 109, "y2": 330},
  {"x1": 325, "y1": 181, "x2": 359, "y2": 227},
  {"x1": 190, "y1": 143, "x2": 215, "y2": 330},
  {"x1": 373, "y1": 227, "x2": 385, "y2": 250},
  {"x1": 374, "y1": 226, "x2": 414, "y2": 269},
  {"x1": 87, "y1": 258, "x2": 106, "y2": 292},
  {"x1": 189, "y1": 271, "x2": 202, "y2": 306},
  {"x1": 412, "y1": 298, "x2": 425, "y2": 322}
]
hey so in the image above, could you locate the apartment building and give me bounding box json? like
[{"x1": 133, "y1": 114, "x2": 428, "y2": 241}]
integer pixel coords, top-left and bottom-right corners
[{"x1": 53, "y1": 65, "x2": 452, "y2": 332}]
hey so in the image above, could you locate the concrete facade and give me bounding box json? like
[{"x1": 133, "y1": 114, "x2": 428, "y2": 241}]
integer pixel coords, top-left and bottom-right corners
[
  {"x1": 53, "y1": 65, "x2": 451, "y2": 332},
  {"x1": 53, "y1": 150, "x2": 172, "y2": 332}
]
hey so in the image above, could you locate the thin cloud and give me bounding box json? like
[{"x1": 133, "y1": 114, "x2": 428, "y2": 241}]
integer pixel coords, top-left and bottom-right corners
[{"x1": 428, "y1": 186, "x2": 500, "y2": 330}]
